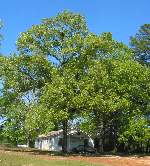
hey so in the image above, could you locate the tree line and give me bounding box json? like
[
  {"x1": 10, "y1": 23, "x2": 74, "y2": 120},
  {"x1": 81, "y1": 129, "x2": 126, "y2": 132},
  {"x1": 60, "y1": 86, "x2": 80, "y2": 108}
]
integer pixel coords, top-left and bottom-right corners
[{"x1": 0, "y1": 11, "x2": 150, "y2": 153}]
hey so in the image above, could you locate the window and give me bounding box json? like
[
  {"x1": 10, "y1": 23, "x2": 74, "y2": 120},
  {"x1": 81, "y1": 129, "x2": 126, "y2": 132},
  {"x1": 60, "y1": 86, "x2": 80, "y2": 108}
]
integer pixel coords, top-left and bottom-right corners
[
  {"x1": 58, "y1": 138, "x2": 63, "y2": 146},
  {"x1": 84, "y1": 139, "x2": 89, "y2": 146}
]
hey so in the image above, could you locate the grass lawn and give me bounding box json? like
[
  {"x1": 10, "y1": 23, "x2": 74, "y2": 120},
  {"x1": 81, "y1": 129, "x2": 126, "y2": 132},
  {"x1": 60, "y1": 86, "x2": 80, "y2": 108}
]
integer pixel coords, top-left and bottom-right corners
[{"x1": 0, "y1": 151, "x2": 103, "y2": 166}]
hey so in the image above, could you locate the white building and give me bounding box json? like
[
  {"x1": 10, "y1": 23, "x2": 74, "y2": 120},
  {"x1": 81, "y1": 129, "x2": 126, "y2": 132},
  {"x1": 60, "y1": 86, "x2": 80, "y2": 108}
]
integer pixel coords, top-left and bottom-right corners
[{"x1": 35, "y1": 129, "x2": 94, "y2": 152}]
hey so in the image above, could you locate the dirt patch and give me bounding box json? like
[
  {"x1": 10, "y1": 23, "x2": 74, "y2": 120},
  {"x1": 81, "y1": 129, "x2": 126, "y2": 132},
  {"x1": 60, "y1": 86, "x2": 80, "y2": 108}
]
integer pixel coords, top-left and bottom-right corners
[
  {"x1": 68, "y1": 156, "x2": 150, "y2": 166},
  {"x1": 37, "y1": 155, "x2": 150, "y2": 166},
  {"x1": 34, "y1": 153, "x2": 150, "y2": 166}
]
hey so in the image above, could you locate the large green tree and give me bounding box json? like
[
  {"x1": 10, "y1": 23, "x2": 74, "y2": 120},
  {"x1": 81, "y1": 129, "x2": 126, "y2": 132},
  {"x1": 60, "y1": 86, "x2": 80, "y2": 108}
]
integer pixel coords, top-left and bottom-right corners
[{"x1": 2, "y1": 11, "x2": 88, "y2": 152}]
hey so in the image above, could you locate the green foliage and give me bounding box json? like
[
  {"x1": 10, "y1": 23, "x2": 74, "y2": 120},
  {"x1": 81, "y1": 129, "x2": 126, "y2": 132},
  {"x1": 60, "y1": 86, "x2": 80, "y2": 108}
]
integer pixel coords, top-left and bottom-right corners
[
  {"x1": 16, "y1": 10, "x2": 88, "y2": 65},
  {"x1": 80, "y1": 58, "x2": 150, "y2": 139},
  {"x1": 1, "y1": 101, "x2": 27, "y2": 144},
  {"x1": 119, "y1": 116, "x2": 150, "y2": 144},
  {"x1": 24, "y1": 104, "x2": 56, "y2": 136}
]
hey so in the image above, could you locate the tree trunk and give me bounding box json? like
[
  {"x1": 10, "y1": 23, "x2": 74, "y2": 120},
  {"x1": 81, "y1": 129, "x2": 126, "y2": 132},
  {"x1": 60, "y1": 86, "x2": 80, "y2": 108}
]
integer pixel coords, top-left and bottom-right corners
[
  {"x1": 146, "y1": 140, "x2": 149, "y2": 153},
  {"x1": 94, "y1": 137, "x2": 99, "y2": 153},
  {"x1": 14, "y1": 138, "x2": 18, "y2": 147},
  {"x1": 98, "y1": 137, "x2": 104, "y2": 153},
  {"x1": 27, "y1": 138, "x2": 33, "y2": 148},
  {"x1": 62, "y1": 120, "x2": 68, "y2": 153},
  {"x1": 26, "y1": 132, "x2": 33, "y2": 148}
]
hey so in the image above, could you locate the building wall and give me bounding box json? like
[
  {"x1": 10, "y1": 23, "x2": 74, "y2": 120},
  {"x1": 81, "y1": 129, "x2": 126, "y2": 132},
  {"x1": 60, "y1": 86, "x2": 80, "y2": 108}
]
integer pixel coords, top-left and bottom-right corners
[
  {"x1": 35, "y1": 136, "x2": 62, "y2": 151},
  {"x1": 35, "y1": 132, "x2": 94, "y2": 152},
  {"x1": 68, "y1": 136, "x2": 84, "y2": 150},
  {"x1": 42, "y1": 138, "x2": 49, "y2": 150},
  {"x1": 49, "y1": 136, "x2": 62, "y2": 151}
]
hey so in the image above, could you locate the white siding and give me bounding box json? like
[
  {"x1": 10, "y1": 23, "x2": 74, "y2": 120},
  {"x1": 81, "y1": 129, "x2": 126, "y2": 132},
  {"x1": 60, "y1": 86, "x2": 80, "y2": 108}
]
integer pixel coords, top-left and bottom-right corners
[
  {"x1": 42, "y1": 138, "x2": 49, "y2": 150},
  {"x1": 89, "y1": 137, "x2": 94, "y2": 147}
]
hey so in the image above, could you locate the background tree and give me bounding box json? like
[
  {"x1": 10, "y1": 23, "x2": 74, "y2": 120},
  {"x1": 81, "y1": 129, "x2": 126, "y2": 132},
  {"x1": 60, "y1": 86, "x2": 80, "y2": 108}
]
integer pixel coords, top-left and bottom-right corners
[
  {"x1": 0, "y1": 53, "x2": 54, "y2": 146},
  {"x1": 76, "y1": 39, "x2": 150, "y2": 152},
  {"x1": 0, "y1": 20, "x2": 3, "y2": 47},
  {"x1": 130, "y1": 24, "x2": 150, "y2": 64}
]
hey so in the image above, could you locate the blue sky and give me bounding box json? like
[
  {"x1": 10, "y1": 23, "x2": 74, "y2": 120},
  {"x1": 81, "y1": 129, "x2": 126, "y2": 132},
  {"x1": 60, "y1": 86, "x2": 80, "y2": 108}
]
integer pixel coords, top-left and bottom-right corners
[{"x1": 0, "y1": 0, "x2": 150, "y2": 55}]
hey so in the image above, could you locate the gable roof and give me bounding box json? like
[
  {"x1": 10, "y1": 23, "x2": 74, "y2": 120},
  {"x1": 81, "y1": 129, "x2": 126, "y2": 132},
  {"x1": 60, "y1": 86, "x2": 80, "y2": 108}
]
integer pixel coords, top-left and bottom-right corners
[
  {"x1": 38, "y1": 128, "x2": 89, "y2": 139},
  {"x1": 38, "y1": 129, "x2": 63, "y2": 138}
]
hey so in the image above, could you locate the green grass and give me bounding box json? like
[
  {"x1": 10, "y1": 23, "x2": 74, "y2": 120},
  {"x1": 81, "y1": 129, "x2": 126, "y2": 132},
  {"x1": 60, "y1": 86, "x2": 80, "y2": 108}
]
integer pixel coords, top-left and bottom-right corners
[{"x1": 0, "y1": 152, "x2": 102, "y2": 166}]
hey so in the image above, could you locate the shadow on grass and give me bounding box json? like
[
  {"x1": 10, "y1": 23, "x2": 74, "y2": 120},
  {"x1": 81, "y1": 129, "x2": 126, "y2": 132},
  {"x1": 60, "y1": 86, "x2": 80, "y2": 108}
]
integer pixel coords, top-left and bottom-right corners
[{"x1": 0, "y1": 145, "x2": 150, "y2": 158}]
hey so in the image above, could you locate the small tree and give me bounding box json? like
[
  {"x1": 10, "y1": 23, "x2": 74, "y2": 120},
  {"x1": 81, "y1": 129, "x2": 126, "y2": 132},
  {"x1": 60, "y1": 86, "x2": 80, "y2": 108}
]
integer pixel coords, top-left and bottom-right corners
[{"x1": 119, "y1": 116, "x2": 150, "y2": 153}]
